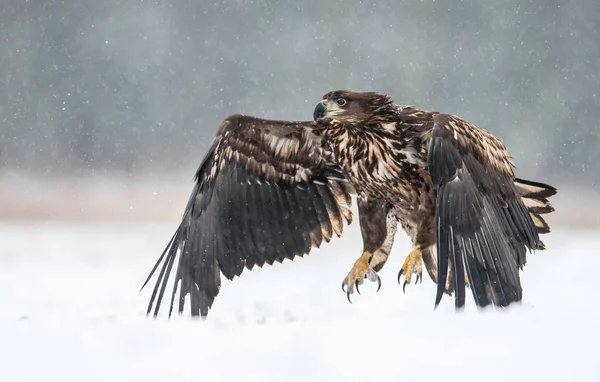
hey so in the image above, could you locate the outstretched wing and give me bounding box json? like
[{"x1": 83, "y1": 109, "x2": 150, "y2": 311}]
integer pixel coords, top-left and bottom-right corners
[
  {"x1": 427, "y1": 114, "x2": 541, "y2": 309},
  {"x1": 142, "y1": 114, "x2": 353, "y2": 318}
]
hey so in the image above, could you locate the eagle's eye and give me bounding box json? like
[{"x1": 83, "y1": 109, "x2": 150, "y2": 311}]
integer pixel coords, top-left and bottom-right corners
[{"x1": 336, "y1": 98, "x2": 347, "y2": 107}]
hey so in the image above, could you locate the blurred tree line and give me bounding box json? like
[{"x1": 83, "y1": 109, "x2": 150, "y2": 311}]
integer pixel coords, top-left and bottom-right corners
[{"x1": 1, "y1": 0, "x2": 598, "y2": 186}]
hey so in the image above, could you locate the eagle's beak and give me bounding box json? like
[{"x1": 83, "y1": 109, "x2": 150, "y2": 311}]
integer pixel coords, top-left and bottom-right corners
[{"x1": 313, "y1": 101, "x2": 327, "y2": 121}]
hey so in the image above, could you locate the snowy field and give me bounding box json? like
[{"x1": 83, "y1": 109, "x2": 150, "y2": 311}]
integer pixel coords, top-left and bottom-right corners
[{"x1": 1, "y1": 221, "x2": 599, "y2": 382}]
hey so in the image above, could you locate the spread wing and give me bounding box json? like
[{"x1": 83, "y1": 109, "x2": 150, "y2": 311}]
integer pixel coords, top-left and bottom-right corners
[
  {"x1": 142, "y1": 114, "x2": 353, "y2": 318},
  {"x1": 427, "y1": 114, "x2": 542, "y2": 309}
]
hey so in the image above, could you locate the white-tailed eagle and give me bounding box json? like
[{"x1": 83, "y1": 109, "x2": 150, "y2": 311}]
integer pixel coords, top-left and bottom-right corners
[{"x1": 143, "y1": 90, "x2": 556, "y2": 318}]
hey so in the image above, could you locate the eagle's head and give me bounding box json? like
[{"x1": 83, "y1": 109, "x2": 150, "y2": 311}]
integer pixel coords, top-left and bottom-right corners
[{"x1": 313, "y1": 90, "x2": 396, "y2": 124}]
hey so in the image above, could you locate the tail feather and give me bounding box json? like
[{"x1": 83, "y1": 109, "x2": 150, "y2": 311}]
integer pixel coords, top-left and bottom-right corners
[
  {"x1": 514, "y1": 178, "x2": 557, "y2": 199},
  {"x1": 514, "y1": 178, "x2": 556, "y2": 248}
]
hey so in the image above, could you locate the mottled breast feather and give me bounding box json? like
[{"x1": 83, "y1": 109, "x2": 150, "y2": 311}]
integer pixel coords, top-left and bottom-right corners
[{"x1": 317, "y1": 93, "x2": 555, "y2": 312}]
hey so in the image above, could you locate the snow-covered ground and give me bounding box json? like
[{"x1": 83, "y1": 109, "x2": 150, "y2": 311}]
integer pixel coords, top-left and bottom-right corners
[{"x1": 1, "y1": 221, "x2": 598, "y2": 381}]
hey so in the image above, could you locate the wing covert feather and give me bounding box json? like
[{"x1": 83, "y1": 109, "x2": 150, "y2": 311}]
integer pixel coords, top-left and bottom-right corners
[
  {"x1": 428, "y1": 114, "x2": 541, "y2": 309},
  {"x1": 142, "y1": 114, "x2": 353, "y2": 318}
]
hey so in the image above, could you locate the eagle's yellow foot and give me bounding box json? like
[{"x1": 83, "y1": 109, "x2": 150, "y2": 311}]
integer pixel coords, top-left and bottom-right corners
[
  {"x1": 341, "y1": 251, "x2": 381, "y2": 303},
  {"x1": 397, "y1": 245, "x2": 423, "y2": 293}
]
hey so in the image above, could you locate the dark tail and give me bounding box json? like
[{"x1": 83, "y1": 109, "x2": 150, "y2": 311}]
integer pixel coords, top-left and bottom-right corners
[{"x1": 514, "y1": 178, "x2": 557, "y2": 249}]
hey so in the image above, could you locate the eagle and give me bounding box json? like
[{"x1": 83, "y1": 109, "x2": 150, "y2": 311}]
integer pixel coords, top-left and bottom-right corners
[{"x1": 142, "y1": 90, "x2": 556, "y2": 318}]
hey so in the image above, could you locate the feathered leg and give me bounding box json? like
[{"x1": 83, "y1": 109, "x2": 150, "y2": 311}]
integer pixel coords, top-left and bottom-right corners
[{"x1": 342, "y1": 197, "x2": 398, "y2": 302}]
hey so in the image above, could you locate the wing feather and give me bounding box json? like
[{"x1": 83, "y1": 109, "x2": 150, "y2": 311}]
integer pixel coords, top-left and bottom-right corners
[
  {"x1": 142, "y1": 114, "x2": 353, "y2": 318},
  {"x1": 309, "y1": 183, "x2": 334, "y2": 243},
  {"x1": 272, "y1": 183, "x2": 307, "y2": 260},
  {"x1": 428, "y1": 114, "x2": 541, "y2": 309},
  {"x1": 316, "y1": 183, "x2": 344, "y2": 236},
  {"x1": 244, "y1": 171, "x2": 269, "y2": 269}
]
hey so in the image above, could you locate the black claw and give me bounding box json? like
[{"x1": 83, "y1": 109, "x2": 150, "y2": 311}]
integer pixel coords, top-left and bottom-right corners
[
  {"x1": 416, "y1": 274, "x2": 422, "y2": 284},
  {"x1": 355, "y1": 280, "x2": 361, "y2": 295},
  {"x1": 397, "y1": 269, "x2": 404, "y2": 284},
  {"x1": 346, "y1": 291, "x2": 352, "y2": 304},
  {"x1": 376, "y1": 275, "x2": 381, "y2": 292},
  {"x1": 341, "y1": 282, "x2": 346, "y2": 293},
  {"x1": 403, "y1": 280, "x2": 408, "y2": 294}
]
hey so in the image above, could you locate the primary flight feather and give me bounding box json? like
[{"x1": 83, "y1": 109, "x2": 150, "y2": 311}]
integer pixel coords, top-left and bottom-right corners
[
  {"x1": 143, "y1": 91, "x2": 556, "y2": 318},
  {"x1": 142, "y1": 115, "x2": 353, "y2": 317}
]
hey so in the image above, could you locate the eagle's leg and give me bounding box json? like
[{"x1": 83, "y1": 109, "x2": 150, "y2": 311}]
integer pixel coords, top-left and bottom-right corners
[
  {"x1": 399, "y1": 244, "x2": 459, "y2": 296},
  {"x1": 342, "y1": 251, "x2": 380, "y2": 301},
  {"x1": 341, "y1": 197, "x2": 398, "y2": 303},
  {"x1": 397, "y1": 245, "x2": 423, "y2": 292}
]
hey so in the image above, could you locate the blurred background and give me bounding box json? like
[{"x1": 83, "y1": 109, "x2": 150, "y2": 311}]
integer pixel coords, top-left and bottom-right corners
[
  {"x1": 2, "y1": 5, "x2": 600, "y2": 379},
  {"x1": 1, "y1": 0, "x2": 598, "y2": 225}
]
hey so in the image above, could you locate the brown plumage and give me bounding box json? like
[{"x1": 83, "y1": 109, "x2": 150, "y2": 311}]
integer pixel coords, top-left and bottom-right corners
[
  {"x1": 314, "y1": 90, "x2": 556, "y2": 308},
  {"x1": 142, "y1": 115, "x2": 353, "y2": 318},
  {"x1": 143, "y1": 91, "x2": 556, "y2": 318}
]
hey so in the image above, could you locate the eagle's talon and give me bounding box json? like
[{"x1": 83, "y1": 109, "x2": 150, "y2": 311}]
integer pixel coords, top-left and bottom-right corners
[
  {"x1": 398, "y1": 245, "x2": 423, "y2": 293},
  {"x1": 342, "y1": 251, "x2": 380, "y2": 301},
  {"x1": 397, "y1": 268, "x2": 404, "y2": 284}
]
